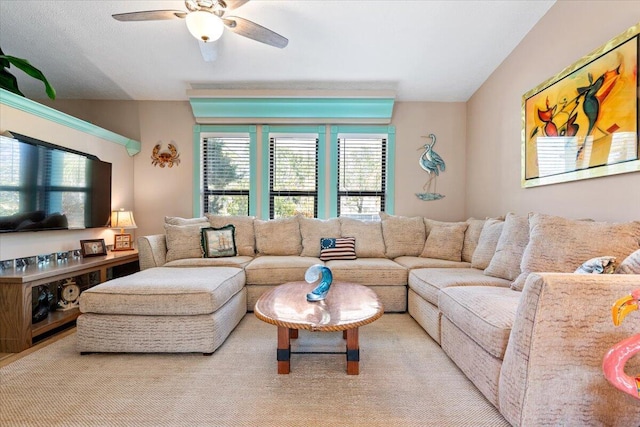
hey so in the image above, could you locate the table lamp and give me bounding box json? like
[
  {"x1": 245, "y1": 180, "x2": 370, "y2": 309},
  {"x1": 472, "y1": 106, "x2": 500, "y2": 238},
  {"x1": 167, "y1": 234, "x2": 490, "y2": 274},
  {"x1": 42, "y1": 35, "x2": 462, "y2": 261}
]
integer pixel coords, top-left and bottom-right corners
[{"x1": 111, "y1": 209, "x2": 137, "y2": 251}]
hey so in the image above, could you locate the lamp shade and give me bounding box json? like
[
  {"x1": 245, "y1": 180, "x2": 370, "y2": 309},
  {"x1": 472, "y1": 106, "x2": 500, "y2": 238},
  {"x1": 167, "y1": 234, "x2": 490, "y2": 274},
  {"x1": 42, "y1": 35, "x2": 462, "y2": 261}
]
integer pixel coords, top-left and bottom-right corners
[
  {"x1": 186, "y1": 11, "x2": 224, "y2": 42},
  {"x1": 111, "y1": 210, "x2": 137, "y2": 232}
]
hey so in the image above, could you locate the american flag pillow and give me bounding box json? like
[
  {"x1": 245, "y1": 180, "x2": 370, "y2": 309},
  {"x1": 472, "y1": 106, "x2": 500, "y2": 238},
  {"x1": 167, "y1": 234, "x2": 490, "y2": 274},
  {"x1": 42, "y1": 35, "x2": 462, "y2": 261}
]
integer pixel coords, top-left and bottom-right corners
[{"x1": 319, "y1": 237, "x2": 357, "y2": 261}]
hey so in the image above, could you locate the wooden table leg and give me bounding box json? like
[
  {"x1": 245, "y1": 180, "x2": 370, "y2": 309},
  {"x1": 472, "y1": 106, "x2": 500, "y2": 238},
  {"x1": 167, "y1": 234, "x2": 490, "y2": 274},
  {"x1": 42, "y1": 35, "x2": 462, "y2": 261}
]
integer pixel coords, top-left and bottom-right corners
[
  {"x1": 345, "y1": 328, "x2": 359, "y2": 375},
  {"x1": 277, "y1": 326, "x2": 291, "y2": 374}
]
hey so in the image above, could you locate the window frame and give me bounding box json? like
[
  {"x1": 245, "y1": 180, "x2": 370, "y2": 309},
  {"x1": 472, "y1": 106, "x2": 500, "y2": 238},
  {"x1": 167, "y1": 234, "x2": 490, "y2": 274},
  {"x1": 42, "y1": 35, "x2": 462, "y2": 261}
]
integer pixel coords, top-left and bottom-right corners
[
  {"x1": 193, "y1": 125, "x2": 257, "y2": 216},
  {"x1": 329, "y1": 125, "x2": 395, "y2": 218},
  {"x1": 261, "y1": 125, "x2": 326, "y2": 219}
]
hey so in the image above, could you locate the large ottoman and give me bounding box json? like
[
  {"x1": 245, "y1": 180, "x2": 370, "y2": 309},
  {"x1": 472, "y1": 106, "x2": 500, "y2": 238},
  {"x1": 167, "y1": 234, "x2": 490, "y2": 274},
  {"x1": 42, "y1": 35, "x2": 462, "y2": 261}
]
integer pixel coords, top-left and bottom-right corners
[{"x1": 77, "y1": 267, "x2": 247, "y2": 354}]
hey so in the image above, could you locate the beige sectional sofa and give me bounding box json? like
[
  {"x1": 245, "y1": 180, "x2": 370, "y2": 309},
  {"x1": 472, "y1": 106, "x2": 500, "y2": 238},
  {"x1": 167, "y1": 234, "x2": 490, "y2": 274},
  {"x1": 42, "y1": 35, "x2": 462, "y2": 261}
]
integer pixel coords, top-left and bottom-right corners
[{"x1": 82, "y1": 211, "x2": 640, "y2": 426}]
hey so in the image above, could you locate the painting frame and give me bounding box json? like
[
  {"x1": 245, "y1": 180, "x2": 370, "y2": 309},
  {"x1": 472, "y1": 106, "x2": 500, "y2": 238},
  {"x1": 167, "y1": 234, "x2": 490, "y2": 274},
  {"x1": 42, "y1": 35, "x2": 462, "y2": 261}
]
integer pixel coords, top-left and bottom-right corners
[
  {"x1": 522, "y1": 23, "x2": 640, "y2": 188},
  {"x1": 80, "y1": 239, "x2": 107, "y2": 257}
]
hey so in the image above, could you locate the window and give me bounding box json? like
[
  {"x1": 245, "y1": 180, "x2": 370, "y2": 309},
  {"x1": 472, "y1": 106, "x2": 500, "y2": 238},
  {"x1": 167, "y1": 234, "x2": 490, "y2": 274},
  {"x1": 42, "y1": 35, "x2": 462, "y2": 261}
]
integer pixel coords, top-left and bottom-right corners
[
  {"x1": 337, "y1": 136, "x2": 386, "y2": 220},
  {"x1": 269, "y1": 136, "x2": 318, "y2": 218},
  {"x1": 202, "y1": 136, "x2": 251, "y2": 215}
]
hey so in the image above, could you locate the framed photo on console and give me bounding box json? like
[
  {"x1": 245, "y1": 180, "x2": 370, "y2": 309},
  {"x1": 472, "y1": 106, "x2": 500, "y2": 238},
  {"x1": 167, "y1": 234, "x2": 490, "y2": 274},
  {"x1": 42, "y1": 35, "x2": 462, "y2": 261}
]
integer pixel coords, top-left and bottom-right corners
[
  {"x1": 113, "y1": 234, "x2": 133, "y2": 251},
  {"x1": 80, "y1": 239, "x2": 107, "y2": 257}
]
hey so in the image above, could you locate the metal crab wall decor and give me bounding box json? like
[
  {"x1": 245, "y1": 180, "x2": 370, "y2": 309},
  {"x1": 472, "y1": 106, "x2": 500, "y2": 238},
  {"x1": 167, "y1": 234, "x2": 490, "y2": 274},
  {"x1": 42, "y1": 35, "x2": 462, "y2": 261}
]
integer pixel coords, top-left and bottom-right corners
[{"x1": 151, "y1": 143, "x2": 180, "y2": 168}]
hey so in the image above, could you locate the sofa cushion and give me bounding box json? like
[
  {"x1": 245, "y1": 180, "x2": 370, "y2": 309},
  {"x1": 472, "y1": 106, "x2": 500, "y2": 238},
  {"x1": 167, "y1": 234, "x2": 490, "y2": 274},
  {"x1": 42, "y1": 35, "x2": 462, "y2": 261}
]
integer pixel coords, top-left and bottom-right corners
[
  {"x1": 409, "y1": 267, "x2": 511, "y2": 305},
  {"x1": 616, "y1": 249, "x2": 640, "y2": 274},
  {"x1": 394, "y1": 256, "x2": 470, "y2": 269},
  {"x1": 420, "y1": 222, "x2": 468, "y2": 261},
  {"x1": 164, "y1": 256, "x2": 253, "y2": 268},
  {"x1": 165, "y1": 216, "x2": 208, "y2": 225},
  {"x1": 206, "y1": 214, "x2": 256, "y2": 256},
  {"x1": 79, "y1": 267, "x2": 245, "y2": 316},
  {"x1": 439, "y1": 286, "x2": 521, "y2": 359},
  {"x1": 339, "y1": 217, "x2": 386, "y2": 258},
  {"x1": 512, "y1": 213, "x2": 640, "y2": 290},
  {"x1": 462, "y1": 218, "x2": 486, "y2": 263},
  {"x1": 380, "y1": 212, "x2": 426, "y2": 258},
  {"x1": 201, "y1": 225, "x2": 237, "y2": 258},
  {"x1": 164, "y1": 222, "x2": 207, "y2": 262},
  {"x1": 254, "y1": 216, "x2": 302, "y2": 256},
  {"x1": 245, "y1": 256, "x2": 321, "y2": 285},
  {"x1": 319, "y1": 237, "x2": 356, "y2": 261},
  {"x1": 471, "y1": 219, "x2": 504, "y2": 270},
  {"x1": 299, "y1": 217, "x2": 341, "y2": 257},
  {"x1": 484, "y1": 213, "x2": 529, "y2": 282},
  {"x1": 324, "y1": 258, "x2": 407, "y2": 286}
]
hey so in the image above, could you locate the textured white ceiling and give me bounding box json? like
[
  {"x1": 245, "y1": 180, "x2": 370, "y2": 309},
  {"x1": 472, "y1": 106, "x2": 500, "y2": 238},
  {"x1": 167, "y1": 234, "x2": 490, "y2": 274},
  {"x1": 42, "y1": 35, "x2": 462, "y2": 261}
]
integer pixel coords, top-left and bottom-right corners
[{"x1": 0, "y1": 0, "x2": 555, "y2": 101}]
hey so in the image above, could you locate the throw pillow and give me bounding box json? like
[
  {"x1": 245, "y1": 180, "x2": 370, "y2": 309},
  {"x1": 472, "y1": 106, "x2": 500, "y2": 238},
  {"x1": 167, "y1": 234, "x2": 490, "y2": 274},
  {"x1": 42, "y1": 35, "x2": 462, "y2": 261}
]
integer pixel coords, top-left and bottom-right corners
[
  {"x1": 462, "y1": 218, "x2": 487, "y2": 263},
  {"x1": 512, "y1": 213, "x2": 640, "y2": 290},
  {"x1": 574, "y1": 256, "x2": 616, "y2": 274},
  {"x1": 339, "y1": 217, "x2": 386, "y2": 258},
  {"x1": 319, "y1": 237, "x2": 357, "y2": 261},
  {"x1": 299, "y1": 217, "x2": 341, "y2": 257},
  {"x1": 471, "y1": 219, "x2": 504, "y2": 270},
  {"x1": 420, "y1": 222, "x2": 468, "y2": 261},
  {"x1": 616, "y1": 249, "x2": 640, "y2": 274},
  {"x1": 206, "y1": 214, "x2": 256, "y2": 256},
  {"x1": 201, "y1": 225, "x2": 237, "y2": 258},
  {"x1": 165, "y1": 223, "x2": 207, "y2": 262},
  {"x1": 254, "y1": 216, "x2": 302, "y2": 256},
  {"x1": 379, "y1": 212, "x2": 426, "y2": 258},
  {"x1": 484, "y1": 213, "x2": 530, "y2": 282}
]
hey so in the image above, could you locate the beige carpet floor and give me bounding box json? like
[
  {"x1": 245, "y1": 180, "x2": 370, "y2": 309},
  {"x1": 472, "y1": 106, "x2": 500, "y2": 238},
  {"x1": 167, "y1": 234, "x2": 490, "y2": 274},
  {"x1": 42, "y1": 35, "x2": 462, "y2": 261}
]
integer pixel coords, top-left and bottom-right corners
[{"x1": 0, "y1": 313, "x2": 508, "y2": 427}]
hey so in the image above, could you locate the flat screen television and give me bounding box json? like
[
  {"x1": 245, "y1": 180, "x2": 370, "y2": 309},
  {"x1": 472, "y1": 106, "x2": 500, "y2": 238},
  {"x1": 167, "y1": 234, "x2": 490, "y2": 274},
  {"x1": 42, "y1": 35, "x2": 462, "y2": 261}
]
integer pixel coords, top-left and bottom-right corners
[{"x1": 0, "y1": 131, "x2": 112, "y2": 233}]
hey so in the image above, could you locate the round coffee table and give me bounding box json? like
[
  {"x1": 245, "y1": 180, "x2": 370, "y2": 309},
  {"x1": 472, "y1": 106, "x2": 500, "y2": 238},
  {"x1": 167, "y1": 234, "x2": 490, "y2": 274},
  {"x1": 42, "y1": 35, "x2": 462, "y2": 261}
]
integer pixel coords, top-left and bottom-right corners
[{"x1": 254, "y1": 281, "x2": 383, "y2": 375}]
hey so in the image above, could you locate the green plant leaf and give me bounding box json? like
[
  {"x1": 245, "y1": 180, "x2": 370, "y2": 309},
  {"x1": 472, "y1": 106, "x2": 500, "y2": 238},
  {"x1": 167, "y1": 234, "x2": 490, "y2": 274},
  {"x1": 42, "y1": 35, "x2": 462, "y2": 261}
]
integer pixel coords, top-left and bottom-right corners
[
  {"x1": 0, "y1": 68, "x2": 24, "y2": 96},
  {"x1": 0, "y1": 55, "x2": 56, "y2": 99}
]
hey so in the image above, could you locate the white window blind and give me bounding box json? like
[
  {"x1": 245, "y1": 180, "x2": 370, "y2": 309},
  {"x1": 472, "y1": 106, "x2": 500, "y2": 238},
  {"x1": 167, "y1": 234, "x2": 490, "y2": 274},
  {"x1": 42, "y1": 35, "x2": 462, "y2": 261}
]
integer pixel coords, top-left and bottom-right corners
[
  {"x1": 269, "y1": 136, "x2": 318, "y2": 218},
  {"x1": 337, "y1": 137, "x2": 386, "y2": 220},
  {"x1": 203, "y1": 136, "x2": 251, "y2": 215}
]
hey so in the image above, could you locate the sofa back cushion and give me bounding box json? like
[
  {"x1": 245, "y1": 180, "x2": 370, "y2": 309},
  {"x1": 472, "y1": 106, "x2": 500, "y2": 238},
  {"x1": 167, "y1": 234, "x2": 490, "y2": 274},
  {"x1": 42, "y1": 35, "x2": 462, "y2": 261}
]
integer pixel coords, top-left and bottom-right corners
[
  {"x1": 616, "y1": 249, "x2": 640, "y2": 274},
  {"x1": 484, "y1": 213, "x2": 529, "y2": 282},
  {"x1": 380, "y1": 212, "x2": 426, "y2": 258},
  {"x1": 299, "y1": 217, "x2": 341, "y2": 257},
  {"x1": 206, "y1": 214, "x2": 256, "y2": 256},
  {"x1": 340, "y1": 217, "x2": 386, "y2": 258},
  {"x1": 164, "y1": 222, "x2": 207, "y2": 262},
  {"x1": 254, "y1": 216, "x2": 302, "y2": 256},
  {"x1": 165, "y1": 216, "x2": 208, "y2": 225},
  {"x1": 420, "y1": 222, "x2": 468, "y2": 261},
  {"x1": 471, "y1": 219, "x2": 504, "y2": 270},
  {"x1": 511, "y1": 214, "x2": 640, "y2": 290},
  {"x1": 462, "y1": 218, "x2": 487, "y2": 263}
]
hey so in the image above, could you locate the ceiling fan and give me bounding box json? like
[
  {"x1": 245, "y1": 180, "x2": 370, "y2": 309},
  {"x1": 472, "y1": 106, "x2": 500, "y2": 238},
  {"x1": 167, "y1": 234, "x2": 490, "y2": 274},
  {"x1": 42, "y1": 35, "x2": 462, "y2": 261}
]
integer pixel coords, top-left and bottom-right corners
[{"x1": 112, "y1": 0, "x2": 288, "y2": 55}]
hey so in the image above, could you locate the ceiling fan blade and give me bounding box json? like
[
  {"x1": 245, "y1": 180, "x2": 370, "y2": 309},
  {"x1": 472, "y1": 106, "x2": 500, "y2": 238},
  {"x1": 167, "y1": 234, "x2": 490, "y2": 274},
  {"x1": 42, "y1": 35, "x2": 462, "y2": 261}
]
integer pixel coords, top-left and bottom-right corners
[
  {"x1": 223, "y1": 16, "x2": 288, "y2": 48},
  {"x1": 198, "y1": 40, "x2": 218, "y2": 62},
  {"x1": 222, "y1": 0, "x2": 250, "y2": 12},
  {"x1": 112, "y1": 10, "x2": 187, "y2": 22}
]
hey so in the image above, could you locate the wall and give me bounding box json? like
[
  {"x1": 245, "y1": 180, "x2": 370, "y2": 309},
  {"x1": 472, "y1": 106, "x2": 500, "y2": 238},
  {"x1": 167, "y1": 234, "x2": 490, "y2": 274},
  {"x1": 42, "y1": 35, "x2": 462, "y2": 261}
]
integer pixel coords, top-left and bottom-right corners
[
  {"x1": 38, "y1": 100, "x2": 469, "y2": 238},
  {"x1": 466, "y1": 0, "x2": 640, "y2": 222},
  {"x1": 0, "y1": 102, "x2": 135, "y2": 260}
]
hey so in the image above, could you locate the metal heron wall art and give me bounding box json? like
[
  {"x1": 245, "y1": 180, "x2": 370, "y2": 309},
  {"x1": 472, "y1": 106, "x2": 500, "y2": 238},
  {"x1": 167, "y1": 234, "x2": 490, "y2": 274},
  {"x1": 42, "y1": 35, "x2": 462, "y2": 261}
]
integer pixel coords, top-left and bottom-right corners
[{"x1": 416, "y1": 133, "x2": 446, "y2": 201}]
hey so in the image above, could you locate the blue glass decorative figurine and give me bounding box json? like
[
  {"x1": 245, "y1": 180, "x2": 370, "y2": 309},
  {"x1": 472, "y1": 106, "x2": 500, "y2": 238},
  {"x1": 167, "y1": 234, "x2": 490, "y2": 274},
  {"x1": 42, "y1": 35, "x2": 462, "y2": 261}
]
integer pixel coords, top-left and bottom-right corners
[{"x1": 305, "y1": 264, "x2": 333, "y2": 302}]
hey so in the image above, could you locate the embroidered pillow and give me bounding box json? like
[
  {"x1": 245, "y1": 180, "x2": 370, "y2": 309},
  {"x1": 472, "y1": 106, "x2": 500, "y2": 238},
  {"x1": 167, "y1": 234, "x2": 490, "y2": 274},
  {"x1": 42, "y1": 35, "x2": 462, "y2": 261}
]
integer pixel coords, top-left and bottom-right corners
[
  {"x1": 574, "y1": 256, "x2": 616, "y2": 274},
  {"x1": 616, "y1": 249, "x2": 640, "y2": 274},
  {"x1": 201, "y1": 225, "x2": 237, "y2": 258},
  {"x1": 319, "y1": 237, "x2": 357, "y2": 261}
]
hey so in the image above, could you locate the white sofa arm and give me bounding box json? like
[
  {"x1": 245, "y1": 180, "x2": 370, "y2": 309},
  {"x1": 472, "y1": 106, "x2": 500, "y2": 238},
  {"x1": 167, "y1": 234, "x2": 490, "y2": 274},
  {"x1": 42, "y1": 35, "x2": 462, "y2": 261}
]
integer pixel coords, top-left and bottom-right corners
[
  {"x1": 499, "y1": 272, "x2": 640, "y2": 426},
  {"x1": 137, "y1": 234, "x2": 167, "y2": 270}
]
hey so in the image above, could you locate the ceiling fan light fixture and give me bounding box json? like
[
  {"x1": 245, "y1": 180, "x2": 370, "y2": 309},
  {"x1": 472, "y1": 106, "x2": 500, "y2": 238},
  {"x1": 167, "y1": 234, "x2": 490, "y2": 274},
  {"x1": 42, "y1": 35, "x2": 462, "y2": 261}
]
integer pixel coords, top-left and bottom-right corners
[{"x1": 186, "y1": 10, "x2": 224, "y2": 42}]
